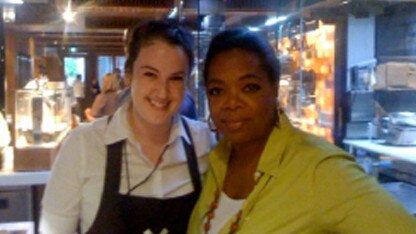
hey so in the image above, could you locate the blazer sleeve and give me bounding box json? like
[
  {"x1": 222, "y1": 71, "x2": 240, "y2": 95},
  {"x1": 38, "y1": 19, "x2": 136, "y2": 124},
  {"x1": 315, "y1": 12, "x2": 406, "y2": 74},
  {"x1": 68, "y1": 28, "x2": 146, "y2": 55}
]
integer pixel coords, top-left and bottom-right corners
[{"x1": 312, "y1": 155, "x2": 416, "y2": 234}]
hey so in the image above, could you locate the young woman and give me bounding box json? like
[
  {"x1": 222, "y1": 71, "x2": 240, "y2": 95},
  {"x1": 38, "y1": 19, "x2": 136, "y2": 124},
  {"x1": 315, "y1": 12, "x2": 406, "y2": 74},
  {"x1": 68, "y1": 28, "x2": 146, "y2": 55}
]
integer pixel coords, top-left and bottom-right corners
[
  {"x1": 40, "y1": 19, "x2": 216, "y2": 234},
  {"x1": 188, "y1": 28, "x2": 416, "y2": 233}
]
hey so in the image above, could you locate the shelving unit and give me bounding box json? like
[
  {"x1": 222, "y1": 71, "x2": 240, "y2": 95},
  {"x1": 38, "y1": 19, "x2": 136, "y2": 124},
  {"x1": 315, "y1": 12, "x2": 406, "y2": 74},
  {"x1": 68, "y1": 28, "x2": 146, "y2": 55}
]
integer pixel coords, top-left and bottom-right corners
[{"x1": 276, "y1": 20, "x2": 336, "y2": 142}]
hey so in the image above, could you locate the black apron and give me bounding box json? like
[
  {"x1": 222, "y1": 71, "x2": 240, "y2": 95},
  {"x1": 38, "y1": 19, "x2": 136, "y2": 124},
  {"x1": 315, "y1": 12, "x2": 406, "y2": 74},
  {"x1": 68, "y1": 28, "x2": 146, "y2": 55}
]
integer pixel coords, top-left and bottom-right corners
[{"x1": 86, "y1": 118, "x2": 201, "y2": 234}]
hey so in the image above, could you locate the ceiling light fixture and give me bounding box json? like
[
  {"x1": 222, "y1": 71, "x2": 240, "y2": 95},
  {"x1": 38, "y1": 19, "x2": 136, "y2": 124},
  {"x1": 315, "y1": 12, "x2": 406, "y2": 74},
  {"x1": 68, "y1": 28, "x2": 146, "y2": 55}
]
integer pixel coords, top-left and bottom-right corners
[
  {"x1": 340, "y1": 0, "x2": 350, "y2": 5},
  {"x1": 0, "y1": 0, "x2": 23, "y2": 4},
  {"x1": 3, "y1": 6, "x2": 16, "y2": 23},
  {"x1": 265, "y1": 16, "x2": 288, "y2": 26},
  {"x1": 62, "y1": 1, "x2": 76, "y2": 23},
  {"x1": 248, "y1": 26, "x2": 260, "y2": 32},
  {"x1": 168, "y1": 7, "x2": 178, "y2": 19}
]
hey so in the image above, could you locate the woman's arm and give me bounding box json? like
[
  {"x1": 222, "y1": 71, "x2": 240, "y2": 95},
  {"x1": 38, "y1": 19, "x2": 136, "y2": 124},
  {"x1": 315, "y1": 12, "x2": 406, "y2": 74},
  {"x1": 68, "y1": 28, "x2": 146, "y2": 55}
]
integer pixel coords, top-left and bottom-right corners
[
  {"x1": 84, "y1": 108, "x2": 95, "y2": 122},
  {"x1": 90, "y1": 94, "x2": 105, "y2": 118},
  {"x1": 39, "y1": 131, "x2": 84, "y2": 234},
  {"x1": 313, "y1": 155, "x2": 416, "y2": 233}
]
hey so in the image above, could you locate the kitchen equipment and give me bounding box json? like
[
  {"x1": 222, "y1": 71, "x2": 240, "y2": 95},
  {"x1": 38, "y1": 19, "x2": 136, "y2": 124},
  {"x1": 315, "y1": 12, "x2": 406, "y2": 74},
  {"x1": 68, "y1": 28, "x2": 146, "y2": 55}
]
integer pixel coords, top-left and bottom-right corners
[{"x1": 385, "y1": 112, "x2": 416, "y2": 146}]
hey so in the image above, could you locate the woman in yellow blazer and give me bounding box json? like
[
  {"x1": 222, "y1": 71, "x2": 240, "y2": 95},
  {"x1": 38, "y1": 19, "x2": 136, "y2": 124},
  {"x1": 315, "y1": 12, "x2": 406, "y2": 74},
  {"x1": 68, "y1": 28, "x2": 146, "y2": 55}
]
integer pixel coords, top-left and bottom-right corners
[{"x1": 188, "y1": 28, "x2": 416, "y2": 234}]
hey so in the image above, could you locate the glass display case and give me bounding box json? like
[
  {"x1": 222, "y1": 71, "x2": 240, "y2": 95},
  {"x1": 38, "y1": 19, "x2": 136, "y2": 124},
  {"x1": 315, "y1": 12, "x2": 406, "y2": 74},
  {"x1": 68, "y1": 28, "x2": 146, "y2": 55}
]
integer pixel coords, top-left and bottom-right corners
[
  {"x1": 14, "y1": 89, "x2": 71, "y2": 148},
  {"x1": 13, "y1": 88, "x2": 71, "y2": 171}
]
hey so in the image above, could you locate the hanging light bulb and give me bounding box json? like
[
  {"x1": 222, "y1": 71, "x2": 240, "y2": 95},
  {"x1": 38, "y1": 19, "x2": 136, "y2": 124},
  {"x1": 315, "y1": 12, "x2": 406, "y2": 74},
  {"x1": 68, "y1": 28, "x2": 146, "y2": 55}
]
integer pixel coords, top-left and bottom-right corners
[
  {"x1": 1, "y1": 0, "x2": 23, "y2": 4},
  {"x1": 62, "y1": 1, "x2": 76, "y2": 23},
  {"x1": 3, "y1": 6, "x2": 16, "y2": 23},
  {"x1": 265, "y1": 16, "x2": 288, "y2": 26}
]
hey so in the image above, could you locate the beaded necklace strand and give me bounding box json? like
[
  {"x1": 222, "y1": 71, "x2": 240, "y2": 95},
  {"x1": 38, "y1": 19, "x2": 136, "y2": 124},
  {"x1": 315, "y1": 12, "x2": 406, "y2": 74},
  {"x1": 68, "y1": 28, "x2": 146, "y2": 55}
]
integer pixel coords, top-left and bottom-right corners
[
  {"x1": 203, "y1": 171, "x2": 264, "y2": 234},
  {"x1": 203, "y1": 189, "x2": 244, "y2": 234}
]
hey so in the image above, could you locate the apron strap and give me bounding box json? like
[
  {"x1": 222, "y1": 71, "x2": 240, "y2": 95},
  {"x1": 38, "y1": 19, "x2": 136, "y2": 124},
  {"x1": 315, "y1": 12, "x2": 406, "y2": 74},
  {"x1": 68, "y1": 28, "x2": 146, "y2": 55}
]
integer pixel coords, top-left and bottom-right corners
[
  {"x1": 86, "y1": 115, "x2": 125, "y2": 234},
  {"x1": 88, "y1": 115, "x2": 201, "y2": 233},
  {"x1": 181, "y1": 117, "x2": 202, "y2": 195},
  {"x1": 104, "y1": 114, "x2": 122, "y2": 194}
]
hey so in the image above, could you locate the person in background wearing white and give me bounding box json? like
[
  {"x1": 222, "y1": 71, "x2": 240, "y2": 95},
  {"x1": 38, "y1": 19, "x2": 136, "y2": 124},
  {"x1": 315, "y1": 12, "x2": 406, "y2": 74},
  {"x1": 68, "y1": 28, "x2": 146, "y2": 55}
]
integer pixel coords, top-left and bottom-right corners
[
  {"x1": 0, "y1": 111, "x2": 11, "y2": 170},
  {"x1": 39, "y1": 19, "x2": 216, "y2": 234},
  {"x1": 72, "y1": 74, "x2": 85, "y2": 120},
  {"x1": 0, "y1": 111, "x2": 10, "y2": 148},
  {"x1": 24, "y1": 65, "x2": 49, "y2": 90}
]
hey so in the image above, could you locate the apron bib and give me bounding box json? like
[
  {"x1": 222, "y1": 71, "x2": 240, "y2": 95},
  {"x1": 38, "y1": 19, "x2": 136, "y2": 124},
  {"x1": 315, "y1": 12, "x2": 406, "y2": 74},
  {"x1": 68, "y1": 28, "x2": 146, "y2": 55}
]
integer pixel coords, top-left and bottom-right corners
[{"x1": 86, "y1": 118, "x2": 201, "y2": 234}]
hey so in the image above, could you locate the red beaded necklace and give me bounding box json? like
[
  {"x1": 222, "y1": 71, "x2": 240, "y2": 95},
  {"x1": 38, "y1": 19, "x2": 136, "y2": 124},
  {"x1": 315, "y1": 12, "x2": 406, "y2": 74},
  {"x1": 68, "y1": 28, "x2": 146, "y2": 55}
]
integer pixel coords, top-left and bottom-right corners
[
  {"x1": 203, "y1": 167, "x2": 263, "y2": 233},
  {"x1": 203, "y1": 189, "x2": 244, "y2": 234}
]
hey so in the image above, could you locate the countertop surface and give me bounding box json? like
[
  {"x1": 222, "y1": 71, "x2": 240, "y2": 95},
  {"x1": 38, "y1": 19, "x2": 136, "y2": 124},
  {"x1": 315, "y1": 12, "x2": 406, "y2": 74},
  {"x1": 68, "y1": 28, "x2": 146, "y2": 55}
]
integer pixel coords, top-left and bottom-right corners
[
  {"x1": 343, "y1": 139, "x2": 416, "y2": 163},
  {"x1": 1, "y1": 146, "x2": 50, "y2": 187},
  {"x1": 0, "y1": 170, "x2": 49, "y2": 187}
]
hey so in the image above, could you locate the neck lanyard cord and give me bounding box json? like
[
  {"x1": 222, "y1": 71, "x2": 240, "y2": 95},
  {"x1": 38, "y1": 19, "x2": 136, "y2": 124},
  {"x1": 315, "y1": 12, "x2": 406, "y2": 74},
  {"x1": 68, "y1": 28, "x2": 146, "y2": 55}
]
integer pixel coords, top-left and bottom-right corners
[
  {"x1": 123, "y1": 143, "x2": 131, "y2": 192},
  {"x1": 124, "y1": 143, "x2": 169, "y2": 195}
]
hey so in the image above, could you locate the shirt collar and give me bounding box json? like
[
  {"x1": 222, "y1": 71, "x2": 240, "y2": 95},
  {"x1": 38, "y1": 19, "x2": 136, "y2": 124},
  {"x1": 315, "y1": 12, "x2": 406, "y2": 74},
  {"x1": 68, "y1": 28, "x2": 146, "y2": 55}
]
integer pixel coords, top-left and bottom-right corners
[
  {"x1": 104, "y1": 102, "x2": 191, "y2": 146},
  {"x1": 104, "y1": 102, "x2": 130, "y2": 145},
  {"x1": 256, "y1": 112, "x2": 295, "y2": 177},
  {"x1": 168, "y1": 115, "x2": 192, "y2": 145}
]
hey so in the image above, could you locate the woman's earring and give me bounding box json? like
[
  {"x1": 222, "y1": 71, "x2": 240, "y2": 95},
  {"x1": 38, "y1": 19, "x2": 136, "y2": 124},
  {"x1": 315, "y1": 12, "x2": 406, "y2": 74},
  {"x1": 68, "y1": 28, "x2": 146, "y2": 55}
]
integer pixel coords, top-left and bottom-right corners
[
  {"x1": 274, "y1": 102, "x2": 281, "y2": 128},
  {"x1": 208, "y1": 115, "x2": 217, "y2": 132}
]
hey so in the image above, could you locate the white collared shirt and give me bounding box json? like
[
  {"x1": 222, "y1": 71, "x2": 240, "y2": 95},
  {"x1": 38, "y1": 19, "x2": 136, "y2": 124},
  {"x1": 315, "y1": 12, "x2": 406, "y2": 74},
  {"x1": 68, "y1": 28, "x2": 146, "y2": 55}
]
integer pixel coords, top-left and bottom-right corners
[{"x1": 40, "y1": 103, "x2": 216, "y2": 234}]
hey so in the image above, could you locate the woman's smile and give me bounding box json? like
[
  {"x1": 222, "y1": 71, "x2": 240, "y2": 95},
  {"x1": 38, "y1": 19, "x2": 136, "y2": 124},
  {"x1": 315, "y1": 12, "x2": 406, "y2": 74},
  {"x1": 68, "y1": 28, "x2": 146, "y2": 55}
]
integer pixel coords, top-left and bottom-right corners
[
  {"x1": 221, "y1": 119, "x2": 247, "y2": 132},
  {"x1": 147, "y1": 97, "x2": 170, "y2": 110}
]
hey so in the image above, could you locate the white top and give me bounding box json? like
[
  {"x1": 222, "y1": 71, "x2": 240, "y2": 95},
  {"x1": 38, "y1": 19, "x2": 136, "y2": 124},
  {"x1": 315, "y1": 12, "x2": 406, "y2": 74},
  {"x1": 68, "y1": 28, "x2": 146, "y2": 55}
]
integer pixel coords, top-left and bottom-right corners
[
  {"x1": 0, "y1": 112, "x2": 10, "y2": 148},
  {"x1": 207, "y1": 192, "x2": 245, "y2": 234},
  {"x1": 72, "y1": 79, "x2": 85, "y2": 98},
  {"x1": 24, "y1": 75, "x2": 48, "y2": 90},
  {"x1": 39, "y1": 103, "x2": 216, "y2": 234},
  {"x1": 343, "y1": 139, "x2": 416, "y2": 163}
]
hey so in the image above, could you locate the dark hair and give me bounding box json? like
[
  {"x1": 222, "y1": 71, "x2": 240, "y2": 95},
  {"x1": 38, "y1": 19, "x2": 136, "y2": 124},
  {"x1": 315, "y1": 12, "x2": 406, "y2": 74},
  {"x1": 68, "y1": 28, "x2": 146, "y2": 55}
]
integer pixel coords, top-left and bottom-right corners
[
  {"x1": 204, "y1": 28, "x2": 280, "y2": 85},
  {"x1": 124, "y1": 19, "x2": 194, "y2": 75}
]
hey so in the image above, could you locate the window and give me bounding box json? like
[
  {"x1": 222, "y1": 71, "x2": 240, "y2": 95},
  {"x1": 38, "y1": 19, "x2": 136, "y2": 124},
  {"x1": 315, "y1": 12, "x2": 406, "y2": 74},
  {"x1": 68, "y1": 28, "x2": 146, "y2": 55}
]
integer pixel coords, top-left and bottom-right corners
[{"x1": 64, "y1": 57, "x2": 85, "y2": 86}]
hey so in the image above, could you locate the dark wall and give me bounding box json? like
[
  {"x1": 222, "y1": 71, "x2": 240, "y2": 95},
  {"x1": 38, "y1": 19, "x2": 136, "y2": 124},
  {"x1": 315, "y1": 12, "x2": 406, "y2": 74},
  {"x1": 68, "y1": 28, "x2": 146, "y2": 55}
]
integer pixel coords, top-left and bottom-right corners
[
  {"x1": 0, "y1": 7, "x2": 5, "y2": 111},
  {"x1": 375, "y1": 90, "x2": 416, "y2": 113},
  {"x1": 376, "y1": 3, "x2": 416, "y2": 60}
]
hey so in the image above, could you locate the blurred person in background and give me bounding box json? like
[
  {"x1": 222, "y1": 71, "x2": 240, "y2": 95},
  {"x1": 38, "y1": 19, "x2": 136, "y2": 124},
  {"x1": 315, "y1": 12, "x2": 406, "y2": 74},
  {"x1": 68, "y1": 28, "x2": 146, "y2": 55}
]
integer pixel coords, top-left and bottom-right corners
[
  {"x1": 180, "y1": 90, "x2": 197, "y2": 120},
  {"x1": 89, "y1": 77, "x2": 101, "y2": 100},
  {"x1": 0, "y1": 111, "x2": 10, "y2": 148},
  {"x1": 72, "y1": 74, "x2": 86, "y2": 120},
  {"x1": 114, "y1": 67, "x2": 125, "y2": 89},
  {"x1": 24, "y1": 65, "x2": 49, "y2": 90},
  {"x1": 0, "y1": 111, "x2": 11, "y2": 170},
  {"x1": 84, "y1": 72, "x2": 120, "y2": 121},
  {"x1": 117, "y1": 73, "x2": 132, "y2": 107}
]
